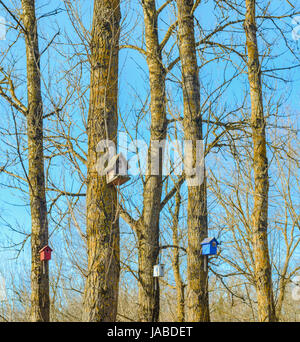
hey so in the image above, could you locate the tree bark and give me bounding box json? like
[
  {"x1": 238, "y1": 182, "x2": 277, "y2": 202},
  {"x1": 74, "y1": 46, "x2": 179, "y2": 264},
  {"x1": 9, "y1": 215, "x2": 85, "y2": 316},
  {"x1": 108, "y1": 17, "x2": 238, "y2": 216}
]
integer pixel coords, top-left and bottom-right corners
[
  {"x1": 21, "y1": 0, "x2": 50, "y2": 322},
  {"x1": 177, "y1": 0, "x2": 210, "y2": 322},
  {"x1": 244, "y1": 0, "x2": 276, "y2": 322},
  {"x1": 82, "y1": 0, "x2": 121, "y2": 322},
  {"x1": 137, "y1": 0, "x2": 167, "y2": 322}
]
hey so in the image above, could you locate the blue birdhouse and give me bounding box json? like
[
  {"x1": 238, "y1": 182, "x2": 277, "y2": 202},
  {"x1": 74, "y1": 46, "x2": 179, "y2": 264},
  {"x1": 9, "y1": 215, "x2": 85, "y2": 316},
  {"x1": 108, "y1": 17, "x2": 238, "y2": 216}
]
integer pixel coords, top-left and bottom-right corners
[{"x1": 201, "y1": 237, "x2": 219, "y2": 256}]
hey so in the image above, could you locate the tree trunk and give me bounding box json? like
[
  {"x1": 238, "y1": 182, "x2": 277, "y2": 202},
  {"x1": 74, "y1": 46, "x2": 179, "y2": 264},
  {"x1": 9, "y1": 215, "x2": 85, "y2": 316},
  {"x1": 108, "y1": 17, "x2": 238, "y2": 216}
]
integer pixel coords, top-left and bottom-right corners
[
  {"x1": 138, "y1": 0, "x2": 167, "y2": 322},
  {"x1": 21, "y1": 0, "x2": 50, "y2": 322},
  {"x1": 82, "y1": 0, "x2": 121, "y2": 322},
  {"x1": 177, "y1": 0, "x2": 210, "y2": 322},
  {"x1": 244, "y1": 0, "x2": 276, "y2": 322},
  {"x1": 171, "y1": 191, "x2": 185, "y2": 322}
]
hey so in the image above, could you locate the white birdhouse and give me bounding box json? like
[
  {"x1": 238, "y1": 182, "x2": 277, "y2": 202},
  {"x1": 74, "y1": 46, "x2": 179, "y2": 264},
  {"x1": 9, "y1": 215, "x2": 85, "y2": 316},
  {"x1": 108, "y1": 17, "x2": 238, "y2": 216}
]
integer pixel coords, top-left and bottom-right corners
[
  {"x1": 106, "y1": 153, "x2": 130, "y2": 186},
  {"x1": 153, "y1": 264, "x2": 165, "y2": 277}
]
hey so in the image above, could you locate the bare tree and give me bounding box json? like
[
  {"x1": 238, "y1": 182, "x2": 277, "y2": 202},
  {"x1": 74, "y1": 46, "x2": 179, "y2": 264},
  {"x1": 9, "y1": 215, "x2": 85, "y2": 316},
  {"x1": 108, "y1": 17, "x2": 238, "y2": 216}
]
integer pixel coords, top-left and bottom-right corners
[
  {"x1": 177, "y1": 0, "x2": 209, "y2": 321},
  {"x1": 134, "y1": 0, "x2": 168, "y2": 322},
  {"x1": 244, "y1": 0, "x2": 276, "y2": 322},
  {"x1": 21, "y1": 0, "x2": 50, "y2": 322},
  {"x1": 82, "y1": 0, "x2": 121, "y2": 321}
]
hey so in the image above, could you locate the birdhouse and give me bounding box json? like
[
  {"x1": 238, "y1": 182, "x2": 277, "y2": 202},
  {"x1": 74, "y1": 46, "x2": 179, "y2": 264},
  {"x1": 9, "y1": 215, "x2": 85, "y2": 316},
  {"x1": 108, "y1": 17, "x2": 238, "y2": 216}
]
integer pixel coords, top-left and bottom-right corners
[
  {"x1": 201, "y1": 237, "x2": 219, "y2": 256},
  {"x1": 39, "y1": 245, "x2": 53, "y2": 261},
  {"x1": 106, "y1": 153, "x2": 130, "y2": 186},
  {"x1": 153, "y1": 264, "x2": 165, "y2": 277}
]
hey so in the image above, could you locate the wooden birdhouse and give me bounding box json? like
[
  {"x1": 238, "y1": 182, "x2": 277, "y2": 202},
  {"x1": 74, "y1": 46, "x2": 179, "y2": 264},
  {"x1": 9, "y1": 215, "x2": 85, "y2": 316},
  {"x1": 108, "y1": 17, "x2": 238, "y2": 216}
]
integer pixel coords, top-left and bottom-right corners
[
  {"x1": 201, "y1": 237, "x2": 219, "y2": 256},
  {"x1": 106, "y1": 153, "x2": 130, "y2": 186},
  {"x1": 39, "y1": 245, "x2": 53, "y2": 261},
  {"x1": 153, "y1": 264, "x2": 165, "y2": 277}
]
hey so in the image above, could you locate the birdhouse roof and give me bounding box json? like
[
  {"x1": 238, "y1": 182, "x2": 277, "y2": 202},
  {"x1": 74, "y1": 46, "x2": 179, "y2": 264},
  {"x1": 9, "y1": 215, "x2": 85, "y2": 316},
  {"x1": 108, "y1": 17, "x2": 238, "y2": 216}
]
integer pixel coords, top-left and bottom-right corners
[
  {"x1": 39, "y1": 245, "x2": 53, "y2": 253},
  {"x1": 106, "y1": 153, "x2": 128, "y2": 172},
  {"x1": 200, "y1": 237, "x2": 219, "y2": 245}
]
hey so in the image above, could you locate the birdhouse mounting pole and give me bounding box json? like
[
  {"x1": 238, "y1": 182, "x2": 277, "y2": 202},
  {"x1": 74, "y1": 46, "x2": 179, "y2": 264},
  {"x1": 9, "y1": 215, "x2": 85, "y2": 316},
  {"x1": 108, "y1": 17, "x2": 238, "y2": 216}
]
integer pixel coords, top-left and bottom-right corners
[{"x1": 204, "y1": 255, "x2": 208, "y2": 272}]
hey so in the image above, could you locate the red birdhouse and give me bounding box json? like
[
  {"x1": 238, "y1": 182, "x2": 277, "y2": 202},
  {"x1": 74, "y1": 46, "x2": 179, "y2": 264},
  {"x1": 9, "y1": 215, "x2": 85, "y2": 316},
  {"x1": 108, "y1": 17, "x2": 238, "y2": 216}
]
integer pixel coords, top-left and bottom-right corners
[{"x1": 39, "y1": 245, "x2": 53, "y2": 261}]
